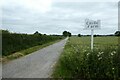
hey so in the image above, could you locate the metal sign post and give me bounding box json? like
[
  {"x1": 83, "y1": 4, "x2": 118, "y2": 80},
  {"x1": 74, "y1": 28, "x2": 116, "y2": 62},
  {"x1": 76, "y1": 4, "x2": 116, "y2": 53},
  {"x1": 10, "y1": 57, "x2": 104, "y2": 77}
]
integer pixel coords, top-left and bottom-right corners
[{"x1": 84, "y1": 19, "x2": 101, "y2": 50}]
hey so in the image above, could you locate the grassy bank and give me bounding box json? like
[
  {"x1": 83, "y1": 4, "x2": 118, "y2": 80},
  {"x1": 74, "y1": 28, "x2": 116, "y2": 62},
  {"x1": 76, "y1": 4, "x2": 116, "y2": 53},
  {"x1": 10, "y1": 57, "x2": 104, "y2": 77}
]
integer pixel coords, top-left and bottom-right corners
[
  {"x1": 2, "y1": 39, "x2": 63, "y2": 63},
  {"x1": 52, "y1": 36, "x2": 120, "y2": 79}
]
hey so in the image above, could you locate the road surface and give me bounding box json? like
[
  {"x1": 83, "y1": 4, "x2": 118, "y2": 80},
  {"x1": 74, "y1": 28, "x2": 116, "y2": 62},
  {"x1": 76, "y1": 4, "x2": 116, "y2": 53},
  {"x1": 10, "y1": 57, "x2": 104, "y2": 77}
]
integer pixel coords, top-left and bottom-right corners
[{"x1": 2, "y1": 38, "x2": 68, "y2": 78}]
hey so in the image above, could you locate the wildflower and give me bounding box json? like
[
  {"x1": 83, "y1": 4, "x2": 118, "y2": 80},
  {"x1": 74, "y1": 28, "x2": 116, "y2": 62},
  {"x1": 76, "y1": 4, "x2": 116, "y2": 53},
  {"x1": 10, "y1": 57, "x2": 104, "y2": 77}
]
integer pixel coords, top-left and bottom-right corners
[
  {"x1": 97, "y1": 54, "x2": 100, "y2": 57},
  {"x1": 112, "y1": 51, "x2": 116, "y2": 54},
  {"x1": 77, "y1": 67, "x2": 79, "y2": 70},
  {"x1": 97, "y1": 51, "x2": 104, "y2": 57},
  {"x1": 87, "y1": 53, "x2": 90, "y2": 56},
  {"x1": 99, "y1": 51, "x2": 104, "y2": 55},
  {"x1": 111, "y1": 52, "x2": 114, "y2": 56},
  {"x1": 112, "y1": 68, "x2": 114, "y2": 70},
  {"x1": 113, "y1": 51, "x2": 116, "y2": 53},
  {"x1": 83, "y1": 49, "x2": 87, "y2": 52},
  {"x1": 109, "y1": 51, "x2": 116, "y2": 56},
  {"x1": 98, "y1": 57, "x2": 102, "y2": 60}
]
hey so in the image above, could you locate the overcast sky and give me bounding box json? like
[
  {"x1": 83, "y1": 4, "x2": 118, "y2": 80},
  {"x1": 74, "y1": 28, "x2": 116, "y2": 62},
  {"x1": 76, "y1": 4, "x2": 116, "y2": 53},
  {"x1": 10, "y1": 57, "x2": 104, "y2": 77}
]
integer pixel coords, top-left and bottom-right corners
[{"x1": 1, "y1": 0, "x2": 119, "y2": 35}]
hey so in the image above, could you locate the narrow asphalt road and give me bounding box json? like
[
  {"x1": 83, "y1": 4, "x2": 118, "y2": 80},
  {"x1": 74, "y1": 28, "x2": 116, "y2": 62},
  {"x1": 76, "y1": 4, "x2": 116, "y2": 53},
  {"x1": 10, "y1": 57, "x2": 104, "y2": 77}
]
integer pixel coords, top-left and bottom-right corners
[{"x1": 2, "y1": 38, "x2": 68, "y2": 78}]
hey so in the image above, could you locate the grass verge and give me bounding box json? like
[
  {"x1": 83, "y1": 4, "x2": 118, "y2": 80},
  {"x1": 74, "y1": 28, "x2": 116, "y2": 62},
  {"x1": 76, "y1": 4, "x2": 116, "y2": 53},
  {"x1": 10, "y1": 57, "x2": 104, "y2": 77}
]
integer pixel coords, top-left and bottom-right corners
[{"x1": 1, "y1": 39, "x2": 64, "y2": 63}]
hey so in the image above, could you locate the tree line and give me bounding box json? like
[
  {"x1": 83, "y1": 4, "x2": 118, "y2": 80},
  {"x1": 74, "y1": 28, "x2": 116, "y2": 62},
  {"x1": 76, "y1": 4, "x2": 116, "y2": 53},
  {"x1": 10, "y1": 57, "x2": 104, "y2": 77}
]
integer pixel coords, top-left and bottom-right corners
[
  {"x1": 62, "y1": 31, "x2": 120, "y2": 37},
  {"x1": 77, "y1": 31, "x2": 120, "y2": 37}
]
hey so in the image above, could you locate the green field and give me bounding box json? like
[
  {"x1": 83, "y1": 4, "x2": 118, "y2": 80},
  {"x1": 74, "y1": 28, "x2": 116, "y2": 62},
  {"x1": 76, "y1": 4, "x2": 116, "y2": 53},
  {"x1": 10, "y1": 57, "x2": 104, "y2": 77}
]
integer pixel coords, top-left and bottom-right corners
[
  {"x1": 52, "y1": 36, "x2": 120, "y2": 79},
  {"x1": 68, "y1": 36, "x2": 118, "y2": 47}
]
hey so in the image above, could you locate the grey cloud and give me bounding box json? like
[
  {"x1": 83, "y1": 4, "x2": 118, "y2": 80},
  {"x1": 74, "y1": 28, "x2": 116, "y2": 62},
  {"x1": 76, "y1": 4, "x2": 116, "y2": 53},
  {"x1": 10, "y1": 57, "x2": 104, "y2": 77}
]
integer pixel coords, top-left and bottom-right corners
[{"x1": 2, "y1": 1, "x2": 118, "y2": 35}]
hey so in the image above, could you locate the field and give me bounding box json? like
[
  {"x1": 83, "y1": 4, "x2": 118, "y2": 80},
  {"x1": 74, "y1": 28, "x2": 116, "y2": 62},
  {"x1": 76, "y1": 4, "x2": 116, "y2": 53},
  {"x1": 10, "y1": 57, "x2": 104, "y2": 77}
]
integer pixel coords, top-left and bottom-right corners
[{"x1": 52, "y1": 36, "x2": 120, "y2": 79}]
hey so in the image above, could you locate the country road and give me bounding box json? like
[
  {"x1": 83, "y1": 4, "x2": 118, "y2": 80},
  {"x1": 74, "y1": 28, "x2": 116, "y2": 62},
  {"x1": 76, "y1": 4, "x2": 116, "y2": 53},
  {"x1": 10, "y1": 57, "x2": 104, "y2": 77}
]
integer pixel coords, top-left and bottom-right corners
[{"x1": 2, "y1": 37, "x2": 68, "y2": 78}]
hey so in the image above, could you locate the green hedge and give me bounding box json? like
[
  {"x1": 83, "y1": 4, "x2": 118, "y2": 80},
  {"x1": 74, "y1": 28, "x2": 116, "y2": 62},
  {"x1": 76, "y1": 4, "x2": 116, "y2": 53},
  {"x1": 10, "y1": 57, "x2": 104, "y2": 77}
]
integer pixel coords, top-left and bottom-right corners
[{"x1": 2, "y1": 30, "x2": 64, "y2": 56}]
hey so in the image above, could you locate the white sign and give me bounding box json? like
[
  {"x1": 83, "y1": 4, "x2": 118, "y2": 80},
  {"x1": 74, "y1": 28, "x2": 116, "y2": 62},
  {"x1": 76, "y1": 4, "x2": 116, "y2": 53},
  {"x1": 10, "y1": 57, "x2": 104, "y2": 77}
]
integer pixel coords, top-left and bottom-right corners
[
  {"x1": 85, "y1": 19, "x2": 101, "y2": 29},
  {"x1": 84, "y1": 19, "x2": 101, "y2": 50}
]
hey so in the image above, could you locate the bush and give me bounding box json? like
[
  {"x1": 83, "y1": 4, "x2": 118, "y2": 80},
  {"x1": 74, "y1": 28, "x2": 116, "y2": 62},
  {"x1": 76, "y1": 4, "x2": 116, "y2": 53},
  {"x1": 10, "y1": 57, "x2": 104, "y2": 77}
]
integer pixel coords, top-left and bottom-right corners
[
  {"x1": 78, "y1": 34, "x2": 81, "y2": 37},
  {"x1": 115, "y1": 31, "x2": 120, "y2": 36}
]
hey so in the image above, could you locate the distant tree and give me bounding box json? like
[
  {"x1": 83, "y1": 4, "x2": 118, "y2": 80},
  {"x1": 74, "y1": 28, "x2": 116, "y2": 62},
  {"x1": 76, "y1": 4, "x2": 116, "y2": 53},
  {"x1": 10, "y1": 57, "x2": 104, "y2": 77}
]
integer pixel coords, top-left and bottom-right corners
[
  {"x1": 2, "y1": 30, "x2": 10, "y2": 34},
  {"x1": 34, "y1": 31, "x2": 39, "y2": 34},
  {"x1": 94, "y1": 35, "x2": 97, "y2": 37},
  {"x1": 63, "y1": 31, "x2": 72, "y2": 37},
  {"x1": 78, "y1": 34, "x2": 81, "y2": 37},
  {"x1": 63, "y1": 31, "x2": 68, "y2": 37},
  {"x1": 68, "y1": 32, "x2": 71, "y2": 37},
  {"x1": 34, "y1": 31, "x2": 42, "y2": 36},
  {"x1": 115, "y1": 31, "x2": 120, "y2": 36},
  {"x1": 44, "y1": 34, "x2": 46, "y2": 35}
]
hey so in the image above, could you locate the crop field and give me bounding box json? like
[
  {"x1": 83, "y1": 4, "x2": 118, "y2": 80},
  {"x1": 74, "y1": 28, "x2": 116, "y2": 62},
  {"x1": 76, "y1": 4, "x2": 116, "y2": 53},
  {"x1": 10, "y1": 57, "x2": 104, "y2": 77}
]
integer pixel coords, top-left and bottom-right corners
[{"x1": 53, "y1": 36, "x2": 120, "y2": 79}]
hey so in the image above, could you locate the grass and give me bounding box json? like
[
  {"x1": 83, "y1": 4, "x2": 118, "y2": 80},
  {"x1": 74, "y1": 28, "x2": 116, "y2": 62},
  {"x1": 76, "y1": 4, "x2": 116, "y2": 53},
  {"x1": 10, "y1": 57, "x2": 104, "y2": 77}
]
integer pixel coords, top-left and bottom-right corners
[
  {"x1": 1, "y1": 39, "x2": 63, "y2": 63},
  {"x1": 52, "y1": 36, "x2": 120, "y2": 79}
]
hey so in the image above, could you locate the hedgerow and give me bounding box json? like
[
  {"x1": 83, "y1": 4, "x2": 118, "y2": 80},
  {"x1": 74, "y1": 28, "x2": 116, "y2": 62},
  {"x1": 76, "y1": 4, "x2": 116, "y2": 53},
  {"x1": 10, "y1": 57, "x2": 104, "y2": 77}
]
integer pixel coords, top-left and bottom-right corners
[{"x1": 2, "y1": 30, "x2": 64, "y2": 56}]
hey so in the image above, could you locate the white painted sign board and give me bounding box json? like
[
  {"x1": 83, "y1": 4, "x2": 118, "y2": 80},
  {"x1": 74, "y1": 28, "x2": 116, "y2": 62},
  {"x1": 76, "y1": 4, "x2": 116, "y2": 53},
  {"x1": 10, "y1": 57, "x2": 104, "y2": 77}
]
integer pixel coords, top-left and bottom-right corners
[
  {"x1": 84, "y1": 19, "x2": 101, "y2": 50},
  {"x1": 85, "y1": 19, "x2": 101, "y2": 30}
]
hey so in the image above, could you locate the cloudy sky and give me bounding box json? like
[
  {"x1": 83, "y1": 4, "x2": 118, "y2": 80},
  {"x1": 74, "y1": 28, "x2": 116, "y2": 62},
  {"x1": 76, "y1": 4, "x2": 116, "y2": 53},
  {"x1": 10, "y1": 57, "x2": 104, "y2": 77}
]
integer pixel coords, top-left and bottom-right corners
[{"x1": 1, "y1": 0, "x2": 119, "y2": 35}]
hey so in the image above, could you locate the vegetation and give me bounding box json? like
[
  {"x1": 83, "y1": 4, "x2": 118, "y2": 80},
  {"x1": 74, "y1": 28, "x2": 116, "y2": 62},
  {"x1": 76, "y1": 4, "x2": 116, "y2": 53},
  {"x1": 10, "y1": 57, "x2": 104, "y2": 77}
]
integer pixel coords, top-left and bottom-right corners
[
  {"x1": 0, "y1": 30, "x2": 1, "y2": 57},
  {"x1": 2, "y1": 39, "x2": 61, "y2": 63},
  {"x1": 53, "y1": 36, "x2": 120, "y2": 79},
  {"x1": 115, "y1": 31, "x2": 120, "y2": 36},
  {"x1": 2, "y1": 30, "x2": 64, "y2": 56},
  {"x1": 63, "y1": 31, "x2": 72, "y2": 37},
  {"x1": 78, "y1": 34, "x2": 81, "y2": 37},
  {"x1": 34, "y1": 31, "x2": 42, "y2": 36}
]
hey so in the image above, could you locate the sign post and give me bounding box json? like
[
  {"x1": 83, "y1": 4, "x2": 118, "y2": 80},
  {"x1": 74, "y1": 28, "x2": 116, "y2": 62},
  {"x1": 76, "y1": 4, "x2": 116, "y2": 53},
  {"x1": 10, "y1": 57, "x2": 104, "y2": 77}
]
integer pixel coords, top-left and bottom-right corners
[
  {"x1": 84, "y1": 19, "x2": 101, "y2": 50},
  {"x1": 91, "y1": 29, "x2": 94, "y2": 50}
]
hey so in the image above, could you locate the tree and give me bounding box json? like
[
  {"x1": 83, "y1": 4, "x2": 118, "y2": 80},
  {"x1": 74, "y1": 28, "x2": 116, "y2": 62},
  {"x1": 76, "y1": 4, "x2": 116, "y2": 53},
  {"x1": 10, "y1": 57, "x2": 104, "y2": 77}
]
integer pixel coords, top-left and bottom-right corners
[
  {"x1": 115, "y1": 31, "x2": 120, "y2": 36},
  {"x1": 68, "y1": 32, "x2": 71, "y2": 37},
  {"x1": 63, "y1": 31, "x2": 72, "y2": 37},
  {"x1": 78, "y1": 34, "x2": 81, "y2": 37},
  {"x1": 34, "y1": 31, "x2": 42, "y2": 36},
  {"x1": 63, "y1": 31, "x2": 68, "y2": 37},
  {"x1": 2, "y1": 30, "x2": 10, "y2": 34},
  {"x1": 94, "y1": 35, "x2": 97, "y2": 37}
]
